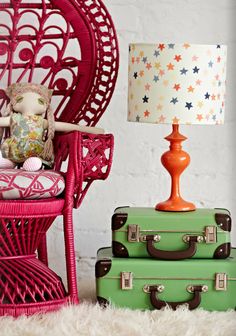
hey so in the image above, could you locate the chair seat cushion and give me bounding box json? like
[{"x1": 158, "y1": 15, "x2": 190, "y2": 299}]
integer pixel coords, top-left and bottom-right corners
[{"x1": 0, "y1": 169, "x2": 65, "y2": 200}]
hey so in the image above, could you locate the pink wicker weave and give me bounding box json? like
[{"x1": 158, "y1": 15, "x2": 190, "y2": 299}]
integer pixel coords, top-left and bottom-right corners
[{"x1": 0, "y1": 0, "x2": 118, "y2": 316}]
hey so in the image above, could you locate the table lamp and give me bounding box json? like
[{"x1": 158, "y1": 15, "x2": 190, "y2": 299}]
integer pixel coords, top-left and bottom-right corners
[{"x1": 128, "y1": 43, "x2": 227, "y2": 212}]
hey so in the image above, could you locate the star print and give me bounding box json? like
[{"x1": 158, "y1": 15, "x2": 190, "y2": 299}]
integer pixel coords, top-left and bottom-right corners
[
  {"x1": 158, "y1": 43, "x2": 165, "y2": 51},
  {"x1": 211, "y1": 94, "x2": 216, "y2": 100},
  {"x1": 217, "y1": 56, "x2": 221, "y2": 62},
  {"x1": 197, "y1": 101, "x2": 203, "y2": 108},
  {"x1": 136, "y1": 57, "x2": 140, "y2": 64},
  {"x1": 217, "y1": 45, "x2": 221, "y2": 48},
  {"x1": 205, "y1": 92, "x2": 210, "y2": 99},
  {"x1": 139, "y1": 51, "x2": 144, "y2": 57},
  {"x1": 196, "y1": 79, "x2": 202, "y2": 85},
  {"x1": 215, "y1": 74, "x2": 219, "y2": 80},
  {"x1": 133, "y1": 72, "x2": 138, "y2": 79},
  {"x1": 142, "y1": 95, "x2": 149, "y2": 103},
  {"x1": 136, "y1": 115, "x2": 140, "y2": 122},
  {"x1": 183, "y1": 43, "x2": 190, "y2": 49},
  {"x1": 172, "y1": 117, "x2": 180, "y2": 124},
  {"x1": 146, "y1": 62, "x2": 152, "y2": 70},
  {"x1": 163, "y1": 80, "x2": 169, "y2": 86},
  {"x1": 167, "y1": 63, "x2": 174, "y2": 70},
  {"x1": 185, "y1": 102, "x2": 193, "y2": 110},
  {"x1": 197, "y1": 114, "x2": 203, "y2": 121},
  {"x1": 142, "y1": 57, "x2": 147, "y2": 63},
  {"x1": 218, "y1": 81, "x2": 222, "y2": 87},
  {"x1": 193, "y1": 66, "x2": 199, "y2": 73},
  {"x1": 159, "y1": 69, "x2": 165, "y2": 77},
  {"x1": 154, "y1": 50, "x2": 160, "y2": 57},
  {"x1": 155, "y1": 62, "x2": 161, "y2": 69},
  {"x1": 168, "y1": 44, "x2": 175, "y2": 49},
  {"x1": 131, "y1": 57, "x2": 135, "y2": 64},
  {"x1": 217, "y1": 94, "x2": 221, "y2": 100},
  {"x1": 187, "y1": 86, "x2": 194, "y2": 93},
  {"x1": 139, "y1": 70, "x2": 144, "y2": 77},
  {"x1": 157, "y1": 104, "x2": 163, "y2": 111},
  {"x1": 145, "y1": 83, "x2": 151, "y2": 91},
  {"x1": 170, "y1": 97, "x2": 178, "y2": 104},
  {"x1": 212, "y1": 115, "x2": 216, "y2": 121},
  {"x1": 144, "y1": 110, "x2": 150, "y2": 117},
  {"x1": 153, "y1": 75, "x2": 159, "y2": 82},
  {"x1": 180, "y1": 68, "x2": 188, "y2": 75},
  {"x1": 208, "y1": 61, "x2": 213, "y2": 67},
  {"x1": 173, "y1": 83, "x2": 181, "y2": 91},
  {"x1": 158, "y1": 114, "x2": 166, "y2": 122},
  {"x1": 174, "y1": 55, "x2": 182, "y2": 62},
  {"x1": 192, "y1": 55, "x2": 198, "y2": 61}
]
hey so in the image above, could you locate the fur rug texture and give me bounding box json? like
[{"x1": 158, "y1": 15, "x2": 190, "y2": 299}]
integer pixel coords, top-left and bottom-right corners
[{"x1": 0, "y1": 280, "x2": 235, "y2": 336}]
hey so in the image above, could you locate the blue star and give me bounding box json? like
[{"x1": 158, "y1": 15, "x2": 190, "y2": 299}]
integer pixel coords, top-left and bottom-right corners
[
  {"x1": 180, "y1": 67, "x2": 188, "y2": 75},
  {"x1": 193, "y1": 66, "x2": 200, "y2": 73},
  {"x1": 208, "y1": 61, "x2": 213, "y2": 67},
  {"x1": 142, "y1": 57, "x2": 147, "y2": 63},
  {"x1": 185, "y1": 102, "x2": 193, "y2": 110},
  {"x1": 217, "y1": 45, "x2": 221, "y2": 48},
  {"x1": 153, "y1": 75, "x2": 159, "y2": 82},
  {"x1": 154, "y1": 50, "x2": 160, "y2": 57},
  {"x1": 170, "y1": 97, "x2": 178, "y2": 104},
  {"x1": 220, "y1": 108, "x2": 223, "y2": 114},
  {"x1": 205, "y1": 92, "x2": 210, "y2": 99},
  {"x1": 212, "y1": 115, "x2": 216, "y2": 121},
  {"x1": 168, "y1": 44, "x2": 175, "y2": 49},
  {"x1": 136, "y1": 115, "x2": 140, "y2": 122},
  {"x1": 218, "y1": 81, "x2": 222, "y2": 86},
  {"x1": 142, "y1": 95, "x2": 149, "y2": 103},
  {"x1": 133, "y1": 72, "x2": 138, "y2": 79}
]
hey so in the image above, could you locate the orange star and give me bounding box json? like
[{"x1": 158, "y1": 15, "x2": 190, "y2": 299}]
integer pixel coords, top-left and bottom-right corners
[
  {"x1": 131, "y1": 57, "x2": 135, "y2": 64},
  {"x1": 158, "y1": 114, "x2": 166, "y2": 123},
  {"x1": 144, "y1": 110, "x2": 150, "y2": 117},
  {"x1": 146, "y1": 63, "x2": 152, "y2": 70},
  {"x1": 174, "y1": 55, "x2": 182, "y2": 62},
  {"x1": 173, "y1": 83, "x2": 181, "y2": 91},
  {"x1": 197, "y1": 114, "x2": 203, "y2": 121},
  {"x1": 183, "y1": 43, "x2": 190, "y2": 49},
  {"x1": 172, "y1": 117, "x2": 180, "y2": 124},
  {"x1": 211, "y1": 94, "x2": 216, "y2": 100},
  {"x1": 158, "y1": 43, "x2": 165, "y2": 51},
  {"x1": 139, "y1": 70, "x2": 144, "y2": 77},
  {"x1": 188, "y1": 85, "x2": 194, "y2": 92},
  {"x1": 157, "y1": 104, "x2": 163, "y2": 111},
  {"x1": 167, "y1": 62, "x2": 174, "y2": 70},
  {"x1": 163, "y1": 80, "x2": 169, "y2": 86},
  {"x1": 195, "y1": 79, "x2": 202, "y2": 85}
]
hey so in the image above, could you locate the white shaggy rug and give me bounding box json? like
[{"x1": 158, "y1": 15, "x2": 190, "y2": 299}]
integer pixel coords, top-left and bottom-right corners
[{"x1": 0, "y1": 280, "x2": 235, "y2": 336}]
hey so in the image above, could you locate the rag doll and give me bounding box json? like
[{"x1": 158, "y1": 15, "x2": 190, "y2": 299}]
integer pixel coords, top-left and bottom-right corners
[{"x1": 0, "y1": 83, "x2": 104, "y2": 171}]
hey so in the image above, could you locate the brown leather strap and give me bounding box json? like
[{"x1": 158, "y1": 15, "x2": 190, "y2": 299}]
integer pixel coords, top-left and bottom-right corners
[
  {"x1": 146, "y1": 235, "x2": 198, "y2": 260},
  {"x1": 149, "y1": 285, "x2": 203, "y2": 310}
]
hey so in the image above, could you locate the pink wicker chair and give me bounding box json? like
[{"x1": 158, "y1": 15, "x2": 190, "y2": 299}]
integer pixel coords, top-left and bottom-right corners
[{"x1": 0, "y1": 0, "x2": 118, "y2": 316}]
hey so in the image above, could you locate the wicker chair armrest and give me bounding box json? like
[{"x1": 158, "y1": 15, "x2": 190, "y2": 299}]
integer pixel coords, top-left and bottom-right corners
[{"x1": 54, "y1": 131, "x2": 114, "y2": 208}]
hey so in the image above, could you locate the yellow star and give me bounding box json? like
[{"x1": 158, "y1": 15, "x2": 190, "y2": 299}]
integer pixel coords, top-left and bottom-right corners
[
  {"x1": 159, "y1": 95, "x2": 164, "y2": 101},
  {"x1": 172, "y1": 117, "x2": 180, "y2": 124},
  {"x1": 157, "y1": 104, "x2": 163, "y2": 111},
  {"x1": 163, "y1": 80, "x2": 169, "y2": 86},
  {"x1": 197, "y1": 101, "x2": 203, "y2": 108},
  {"x1": 155, "y1": 62, "x2": 161, "y2": 70},
  {"x1": 139, "y1": 50, "x2": 144, "y2": 57}
]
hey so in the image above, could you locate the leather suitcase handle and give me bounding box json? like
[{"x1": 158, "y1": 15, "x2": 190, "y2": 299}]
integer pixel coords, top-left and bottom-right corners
[
  {"x1": 145, "y1": 235, "x2": 199, "y2": 260},
  {"x1": 149, "y1": 285, "x2": 205, "y2": 310}
]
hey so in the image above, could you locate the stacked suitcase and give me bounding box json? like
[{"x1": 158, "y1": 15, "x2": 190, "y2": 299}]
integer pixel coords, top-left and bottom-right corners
[{"x1": 95, "y1": 207, "x2": 236, "y2": 311}]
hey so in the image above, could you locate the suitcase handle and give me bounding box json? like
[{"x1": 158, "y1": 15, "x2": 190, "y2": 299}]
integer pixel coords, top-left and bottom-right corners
[
  {"x1": 145, "y1": 235, "x2": 199, "y2": 260},
  {"x1": 147, "y1": 284, "x2": 206, "y2": 310}
]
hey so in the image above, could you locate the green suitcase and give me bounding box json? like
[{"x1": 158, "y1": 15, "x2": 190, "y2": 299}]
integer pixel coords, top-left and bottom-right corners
[
  {"x1": 112, "y1": 207, "x2": 231, "y2": 260},
  {"x1": 96, "y1": 247, "x2": 236, "y2": 311}
]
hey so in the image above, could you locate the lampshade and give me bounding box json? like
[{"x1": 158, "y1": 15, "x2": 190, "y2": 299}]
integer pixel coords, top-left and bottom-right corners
[{"x1": 128, "y1": 43, "x2": 227, "y2": 125}]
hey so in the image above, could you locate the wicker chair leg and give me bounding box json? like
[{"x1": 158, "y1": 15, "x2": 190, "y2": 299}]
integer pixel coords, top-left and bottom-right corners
[
  {"x1": 63, "y1": 208, "x2": 79, "y2": 304},
  {"x1": 37, "y1": 234, "x2": 49, "y2": 266}
]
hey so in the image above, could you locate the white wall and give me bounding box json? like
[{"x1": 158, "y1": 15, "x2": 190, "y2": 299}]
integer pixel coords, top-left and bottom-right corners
[{"x1": 48, "y1": 0, "x2": 236, "y2": 286}]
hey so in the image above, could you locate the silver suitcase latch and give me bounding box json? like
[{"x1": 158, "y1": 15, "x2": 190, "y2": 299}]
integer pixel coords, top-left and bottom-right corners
[
  {"x1": 215, "y1": 273, "x2": 227, "y2": 291},
  {"x1": 128, "y1": 224, "x2": 140, "y2": 242},
  {"x1": 121, "y1": 272, "x2": 133, "y2": 290},
  {"x1": 205, "y1": 226, "x2": 217, "y2": 243}
]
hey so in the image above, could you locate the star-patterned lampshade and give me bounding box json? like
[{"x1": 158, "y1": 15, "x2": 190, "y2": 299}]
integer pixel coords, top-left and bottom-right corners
[{"x1": 128, "y1": 43, "x2": 227, "y2": 125}]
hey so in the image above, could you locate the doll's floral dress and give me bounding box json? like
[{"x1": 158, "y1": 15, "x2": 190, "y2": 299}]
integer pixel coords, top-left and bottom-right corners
[{"x1": 1, "y1": 113, "x2": 51, "y2": 165}]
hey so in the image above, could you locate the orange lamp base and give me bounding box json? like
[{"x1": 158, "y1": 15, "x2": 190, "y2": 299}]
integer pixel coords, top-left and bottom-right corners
[{"x1": 155, "y1": 124, "x2": 196, "y2": 212}]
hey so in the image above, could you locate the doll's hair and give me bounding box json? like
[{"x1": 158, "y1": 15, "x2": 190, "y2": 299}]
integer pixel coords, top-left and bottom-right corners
[{"x1": 4, "y1": 83, "x2": 55, "y2": 161}]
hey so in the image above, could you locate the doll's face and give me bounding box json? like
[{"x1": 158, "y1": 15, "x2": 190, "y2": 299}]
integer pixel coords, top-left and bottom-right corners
[{"x1": 13, "y1": 92, "x2": 47, "y2": 116}]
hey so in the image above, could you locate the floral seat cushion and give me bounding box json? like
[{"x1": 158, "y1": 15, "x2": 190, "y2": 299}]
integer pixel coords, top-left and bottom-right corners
[{"x1": 0, "y1": 169, "x2": 65, "y2": 199}]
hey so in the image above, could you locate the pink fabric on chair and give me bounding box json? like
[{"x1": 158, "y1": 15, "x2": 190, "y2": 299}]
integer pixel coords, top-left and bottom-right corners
[{"x1": 0, "y1": 169, "x2": 65, "y2": 199}]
